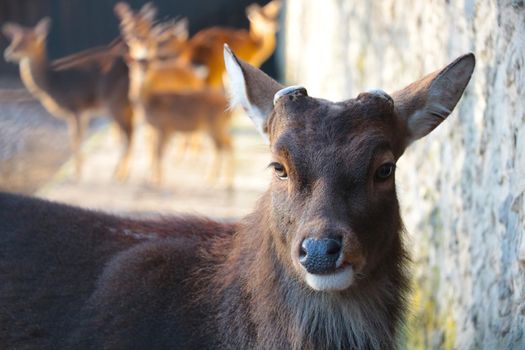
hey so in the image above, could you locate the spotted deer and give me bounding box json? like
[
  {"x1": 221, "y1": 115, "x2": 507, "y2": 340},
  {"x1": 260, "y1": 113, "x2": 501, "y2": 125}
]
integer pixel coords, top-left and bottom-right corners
[
  {"x1": 2, "y1": 18, "x2": 134, "y2": 180},
  {"x1": 0, "y1": 47, "x2": 475, "y2": 349}
]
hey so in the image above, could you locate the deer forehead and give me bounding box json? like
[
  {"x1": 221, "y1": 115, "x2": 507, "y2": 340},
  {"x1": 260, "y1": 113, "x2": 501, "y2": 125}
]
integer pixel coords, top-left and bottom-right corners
[
  {"x1": 268, "y1": 93, "x2": 401, "y2": 176},
  {"x1": 270, "y1": 92, "x2": 398, "y2": 140}
]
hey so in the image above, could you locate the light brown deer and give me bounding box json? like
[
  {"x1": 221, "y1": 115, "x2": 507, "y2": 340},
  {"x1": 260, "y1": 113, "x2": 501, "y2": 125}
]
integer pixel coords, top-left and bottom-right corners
[
  {"x1": 176, "y1": 0, "x2": 281, "y2": 88},
  {"x1": 0, "y1": 47, "x2": 475, "y2": 349},
  {"x1": 2, "y1": 18, "x2": 134, "y2": 180},
  {"x1": 115, "y1": 0, "x2": 281, "y2": 90},
  {"x1": 121, "y1": 22, "x2": 233, "y2": 186},
  {"x1": 114, "y1": 2, "x2": 204, "y2": 94},
  {"x1": 115, "y1": 1, "x2": 280, "y2": 163}
]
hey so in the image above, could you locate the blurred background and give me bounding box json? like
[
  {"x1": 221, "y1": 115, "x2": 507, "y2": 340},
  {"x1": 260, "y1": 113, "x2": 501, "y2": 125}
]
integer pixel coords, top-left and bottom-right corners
[{"x1": 0, "y1": 0, "x2": 524, "y2": 349}]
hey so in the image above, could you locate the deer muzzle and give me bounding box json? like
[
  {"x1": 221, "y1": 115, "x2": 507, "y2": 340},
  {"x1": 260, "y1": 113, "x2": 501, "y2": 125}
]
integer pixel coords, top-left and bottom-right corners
[{"x1": 297, "y1": 236, "x2": 355, "y2": 292}]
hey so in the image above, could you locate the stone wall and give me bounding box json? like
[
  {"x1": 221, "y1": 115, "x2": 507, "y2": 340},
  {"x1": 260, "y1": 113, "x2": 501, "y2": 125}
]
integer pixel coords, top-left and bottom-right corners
[{"x1": 283, "y1": 0, "x2": 525, "y2": 348}]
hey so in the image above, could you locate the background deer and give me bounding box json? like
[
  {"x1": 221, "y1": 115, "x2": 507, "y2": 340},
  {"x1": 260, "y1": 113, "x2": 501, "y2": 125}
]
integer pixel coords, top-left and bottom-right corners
[
  {"x1": 2, "y1": 18, "x2": 134, "y2": 180},
  {"x1": 176, "y1": 0, "x2": 281, "y2": 88},
  {"x1": 121, "y1": 21, "x2": 233, "y2": 186},
  {"x1": 115, "y1": 1, "x2": 280, "y2": 169},
  {"x1": 0, "y1": 47, "x2": 474, "y2": 349},
  {"x1": 115, "y1": 0, "x2": 281, "y2": 90},
  {"x1": 114, "y1": 2, "x2": 205, "y2": 94}
]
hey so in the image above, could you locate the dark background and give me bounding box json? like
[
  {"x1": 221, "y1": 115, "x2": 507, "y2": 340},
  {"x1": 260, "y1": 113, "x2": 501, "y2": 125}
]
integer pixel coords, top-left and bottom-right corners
[{"x1": 0, "y1": 0, "x2": 278, "y2": 76}]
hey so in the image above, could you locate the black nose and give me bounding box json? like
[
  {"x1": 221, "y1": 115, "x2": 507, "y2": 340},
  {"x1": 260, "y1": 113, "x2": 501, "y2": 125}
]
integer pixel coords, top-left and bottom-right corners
[{"x1": 299, "y1": 237, "x2": 342, "y2": 274}]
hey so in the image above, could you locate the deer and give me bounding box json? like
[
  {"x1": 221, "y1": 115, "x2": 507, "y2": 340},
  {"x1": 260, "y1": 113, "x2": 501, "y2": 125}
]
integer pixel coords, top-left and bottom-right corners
[
  {"x1": 175, "y1": 0, "x2": 281, "y2": 89},
  {"x1": 115, "y1": 1, "x2": 280, "y2": 162},
  {"x1": 114, "y1": 2, "x2": 205, "y2": 94},
  {"x1": 2, "y1": 18, "x2": 134, "y2": 181},
  {"x1": 0, "y1": 47, "x2": 475, "y2": 349},
  {"x1": 120, "y1": 21, "x2": 233, "y2": 186},
  {"x1": 115, "y1": 1, "x2": 281, "y2": 90},
  {"x1": 115, "y1": 2, "x2": 213, "y2": 162}
]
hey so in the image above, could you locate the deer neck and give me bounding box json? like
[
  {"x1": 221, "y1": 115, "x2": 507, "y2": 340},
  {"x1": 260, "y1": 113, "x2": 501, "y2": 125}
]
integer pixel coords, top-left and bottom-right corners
[
  {"x1": 128, "y1": 63, "x2": 153, "y2": 105},
  {"x1": 19, "y1": 49, "x2": 51, "y2": 97},
  {"x1": 207, "y1": 192, "x2": 409, "y2": 349},
  {"x1": 249, "y1": 25, "x2": 276, "y2": 68}
]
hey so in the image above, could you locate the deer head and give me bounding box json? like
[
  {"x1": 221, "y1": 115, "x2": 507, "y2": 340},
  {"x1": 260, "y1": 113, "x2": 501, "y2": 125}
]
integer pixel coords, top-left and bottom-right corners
[
  {"x1": 114, "y1": 2, "x2": 157, "y2": 41},
  {"x1": 115, "y1": 2, "x2": 188, "y2": 61},
  {"x1": 116, "y1": 3, "x2": 196, "y2": 101},
  {"x1": 2, "y1": 18, "x2": 51, "y2": 62},
  {"x1": 224, "y1": 45, "x2": 475, "y2": 292}
]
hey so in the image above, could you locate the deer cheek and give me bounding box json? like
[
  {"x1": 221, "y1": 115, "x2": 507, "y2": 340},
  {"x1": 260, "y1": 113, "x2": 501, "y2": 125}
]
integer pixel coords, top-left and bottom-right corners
[
  {"x1": 356, "y1": 196, "x2": 401, "y2": 269},
  {"x1": 270, "y1": 195, "x2": 295, "y2": 243}
]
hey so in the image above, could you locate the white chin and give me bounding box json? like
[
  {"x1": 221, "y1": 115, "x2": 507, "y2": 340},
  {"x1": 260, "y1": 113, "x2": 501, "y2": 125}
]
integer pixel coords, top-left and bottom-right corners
[{"x1": 305, "y1": 266, "x2": 354, "y2": 292}]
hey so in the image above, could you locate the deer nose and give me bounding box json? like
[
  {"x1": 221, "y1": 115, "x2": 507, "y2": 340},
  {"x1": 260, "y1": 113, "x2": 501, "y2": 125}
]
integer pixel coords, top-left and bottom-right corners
[{"x1": 299, "y1": 237, "x2": 342, "y2": 274}]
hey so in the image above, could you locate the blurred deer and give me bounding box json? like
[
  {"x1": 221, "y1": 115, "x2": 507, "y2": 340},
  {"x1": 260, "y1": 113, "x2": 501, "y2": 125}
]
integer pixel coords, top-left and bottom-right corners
[
  {"x1": 115, "y1": 1, "x2": 279, "y2": 163},
  {"x1": 114, "y1": 2, "x2": 205, "y2": 93},
  {"x1": 176, "y1": 0, "x2": 281, "y2": 88},
  {"x1": 2, "y1": 18, "x2": 134, "y2": 180},
  {"x1": 115, "y1": 2, "x2": 209, "y2": 160},
  {"x1": 120, "y1": 22, "x2": 233, "y2": 187},
  {"x1": 115, "y1": 1, "x2": 281, "y2": 90},
  {"x1": 117, "y1": 16, "x2": 206, "y2": 101},
  {"x1": 115, "y1": 2, "x2": 186, "y2": 61}
]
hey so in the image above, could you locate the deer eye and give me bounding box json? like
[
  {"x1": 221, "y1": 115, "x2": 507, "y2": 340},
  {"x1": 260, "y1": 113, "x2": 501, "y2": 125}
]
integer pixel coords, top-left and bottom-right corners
[
  {"x1": 270, "y1": 162, "x2": 288, "y2": 180},
  {"x1": 375, "y1": 163, "x2": 395, "y2": 181}
]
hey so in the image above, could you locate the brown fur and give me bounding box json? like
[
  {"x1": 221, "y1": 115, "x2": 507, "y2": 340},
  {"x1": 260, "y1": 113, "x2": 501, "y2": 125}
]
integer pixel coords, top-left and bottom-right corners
[
  {"x1": 130, "y1": 62, "x2": 234, "y2": 186},
  {"x1": 0, "y1": 50, "x2": 474, "y2": 349},
  {"x1": 177, "y1": 0, "x2": 281, "y2": 88},
  {"x1": 120, "y1": 16, "x2": 234, "y2": 186},
  {"x1": 115, "y1": 3, "x2": 204, "y2": 94},
  {"x1": 2, "y1": 19, "x2": 134, "y2": 180},
  {"x1": 116, "y1": 0, "x2": 281, "y2": 90}
]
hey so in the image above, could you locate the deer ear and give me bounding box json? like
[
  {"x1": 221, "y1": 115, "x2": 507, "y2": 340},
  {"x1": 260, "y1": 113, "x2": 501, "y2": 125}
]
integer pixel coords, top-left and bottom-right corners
[
  {"x1": 2, "y1": 23, "x2": 23, "y2": 40},
  {"x1": 114, "y1": 2, "x2": 132, "y2": 21},
  {"x1": 392, "y1": 53, "x2": 475, "y2": 145},
  {"x1": 246, "y1": 4, "x2": 262, "y2": 19},
  {"x1": 34, "y1": 17, "x2": 51, "y2": 39},
  {"x1": 262, "y1": 0, "x2": 282, "y2": 19},
  {"x1": 140, "y1": 2, "x2": 157, "y2": 22},
  {"x1": 224, "y1": 44, "x2": 283, "y2": 138},
  {"x1": 171, "y1": 18, "x2": 189, "y2": 41}
]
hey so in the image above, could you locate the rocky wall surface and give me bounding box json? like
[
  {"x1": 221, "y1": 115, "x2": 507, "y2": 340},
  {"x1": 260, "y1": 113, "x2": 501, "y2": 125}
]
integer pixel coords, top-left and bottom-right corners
[{"x1": 284, "y1": 0, "x2": 525, "y2": 348}]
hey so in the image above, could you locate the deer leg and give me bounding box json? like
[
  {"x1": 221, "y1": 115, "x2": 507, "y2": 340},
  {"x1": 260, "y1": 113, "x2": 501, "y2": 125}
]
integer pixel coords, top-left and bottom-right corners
[
  {"x1": 67, "y1": 115, "x2": 86, "y2": 180},
  {"x1": 217, "y1": 119, "x2": 234, "y2": 189},
  {"x1": 207, "y1": 127, "x2": 233, "y2": 187},
  {"x1": 173, "y1": 133, "x2": 189, "y2": 162},
  {"x1": 113, "y1": 106, "x2": 134, "y2": 182},
  {"x1": 206, "y1": 145, "x2": 222, "y2": 186},
  {"x1": 151, "y1": 129, "x2": 168, "y2": 186},
  {"x1": 223, "y1": 140, "x2": 235, "y2": 190},
  {"x1": 188, "y1": 132, "x2": 203, "y2": 157}
]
